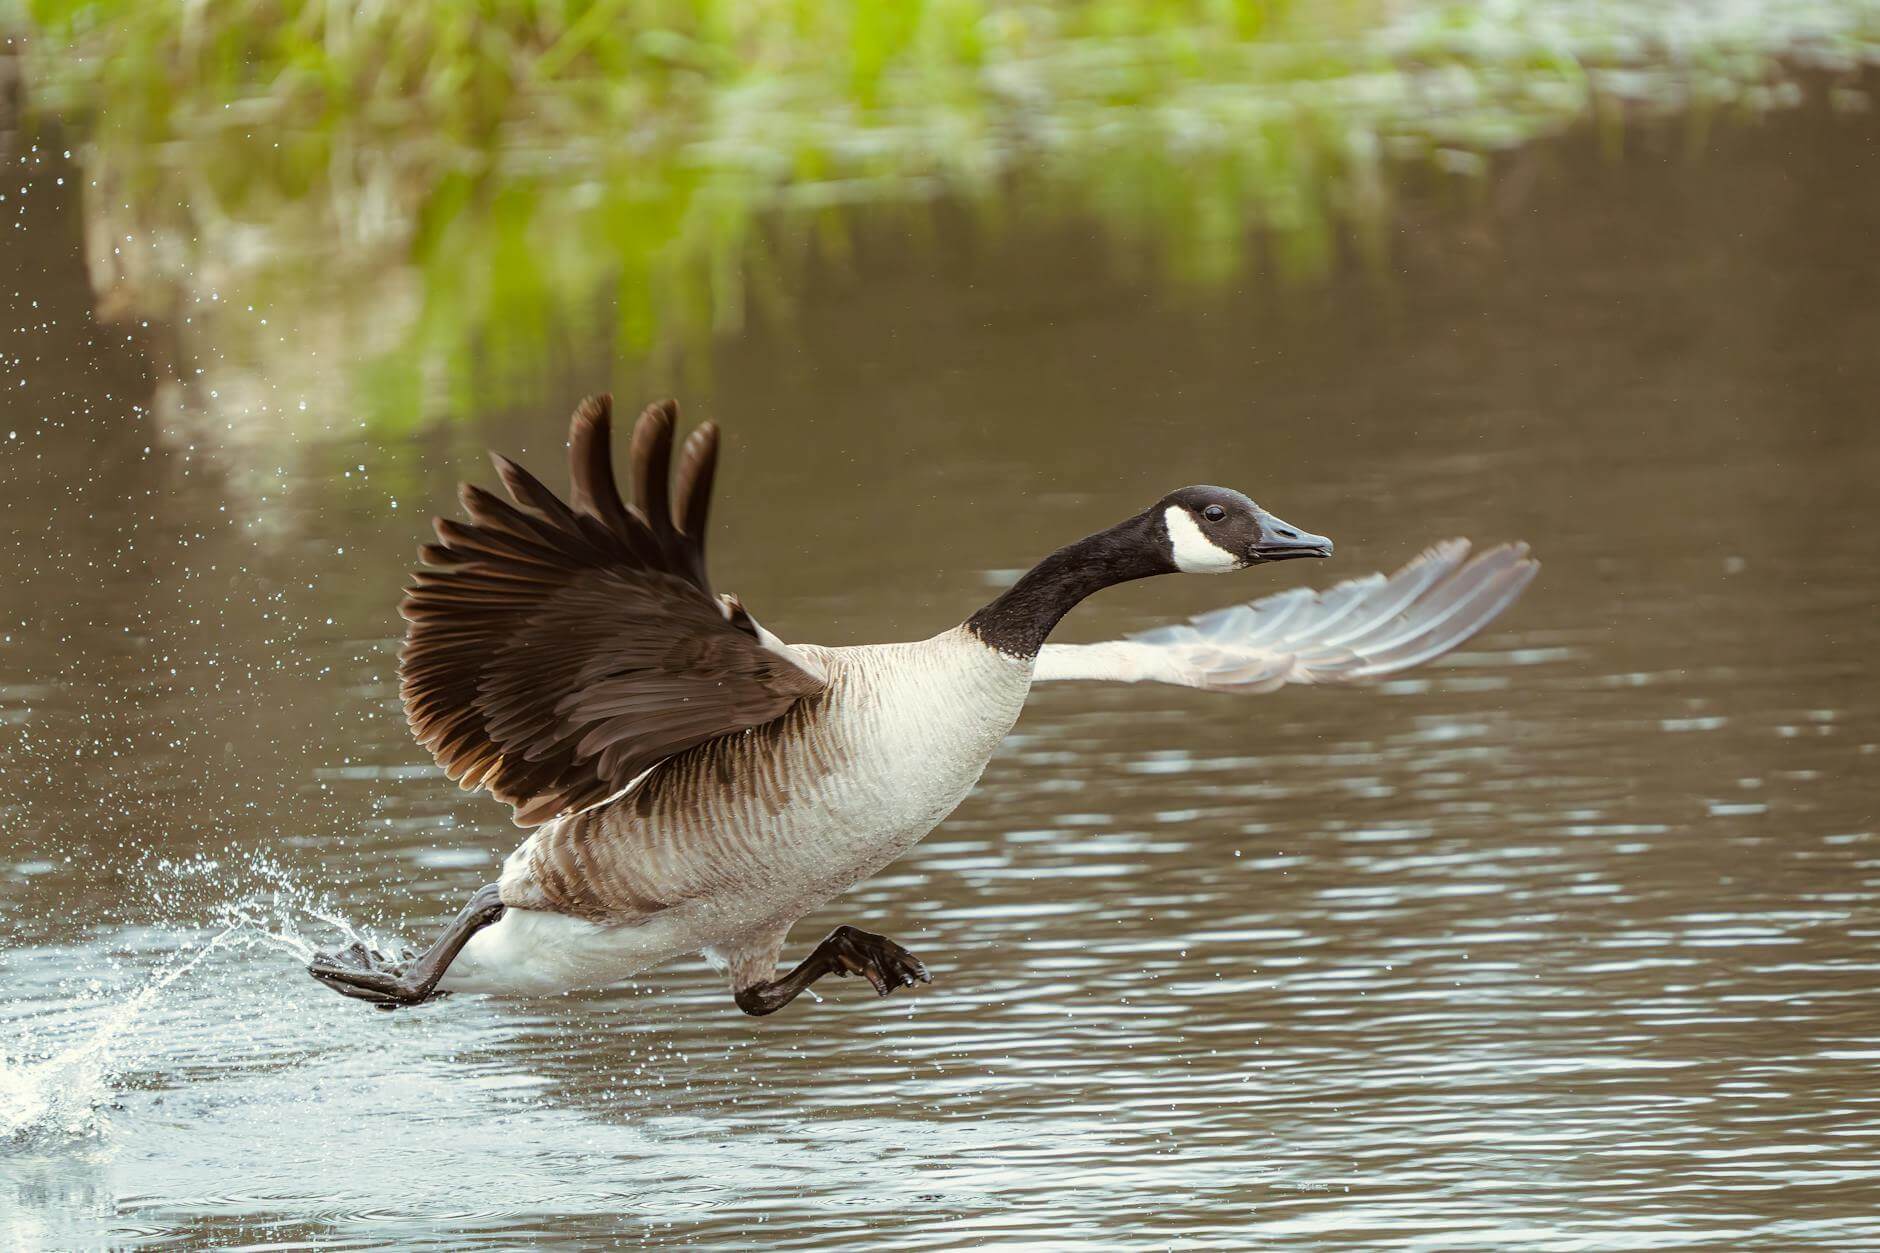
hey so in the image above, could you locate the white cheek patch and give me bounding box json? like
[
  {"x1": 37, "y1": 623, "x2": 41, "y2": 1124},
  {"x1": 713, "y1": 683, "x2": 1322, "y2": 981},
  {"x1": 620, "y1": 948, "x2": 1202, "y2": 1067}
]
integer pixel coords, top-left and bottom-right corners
[{"x1": 1163, "y1": 505, "x2": 1242, "y2": 573}]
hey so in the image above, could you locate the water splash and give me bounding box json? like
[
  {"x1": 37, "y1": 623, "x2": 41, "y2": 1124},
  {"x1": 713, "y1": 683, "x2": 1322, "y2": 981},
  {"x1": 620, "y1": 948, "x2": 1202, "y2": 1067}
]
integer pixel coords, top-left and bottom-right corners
[
  {"x1": 0, "y1": 863, "x2": 402, "y2": 1150},
  {"x1": 0, "y1": 924, "x2": 241, "y2": 1146}
]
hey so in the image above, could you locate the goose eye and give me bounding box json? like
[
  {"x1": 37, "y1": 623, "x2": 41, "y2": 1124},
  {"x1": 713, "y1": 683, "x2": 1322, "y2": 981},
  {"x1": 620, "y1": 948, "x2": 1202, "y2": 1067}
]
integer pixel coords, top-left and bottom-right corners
[{"x1": 1202, "y1": 505, "x2": 1227, "y2": 522}]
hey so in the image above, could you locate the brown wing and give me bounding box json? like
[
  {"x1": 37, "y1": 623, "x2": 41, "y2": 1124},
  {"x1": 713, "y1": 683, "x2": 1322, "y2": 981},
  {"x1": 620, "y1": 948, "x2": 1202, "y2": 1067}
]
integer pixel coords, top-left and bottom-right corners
[{"x1": 399, "y1": 396, "x2": 827, "y2": 827}]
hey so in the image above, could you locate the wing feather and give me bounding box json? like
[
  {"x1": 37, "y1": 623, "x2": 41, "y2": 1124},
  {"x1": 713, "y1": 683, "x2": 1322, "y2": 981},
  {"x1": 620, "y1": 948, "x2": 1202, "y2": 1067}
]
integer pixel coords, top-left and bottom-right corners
[
  {"x1": 672, "y1": 424, "x2": 718, "y2": 584},
  {"x1": 1033, "y1": 541, "x2": 1537, "y2": 691},
  {"x1": 400, "y1": 394, "x2": 825, "y2": 827},
  {"x1": 628, "y1": 400, "x2": 677, "y2": 544}
]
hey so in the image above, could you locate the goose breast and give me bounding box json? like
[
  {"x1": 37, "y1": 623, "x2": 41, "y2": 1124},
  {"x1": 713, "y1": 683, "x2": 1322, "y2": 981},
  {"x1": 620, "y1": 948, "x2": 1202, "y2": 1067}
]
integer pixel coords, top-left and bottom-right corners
[{"x1": 495, "y1": 626, "x2": 1033, "y2": 935}]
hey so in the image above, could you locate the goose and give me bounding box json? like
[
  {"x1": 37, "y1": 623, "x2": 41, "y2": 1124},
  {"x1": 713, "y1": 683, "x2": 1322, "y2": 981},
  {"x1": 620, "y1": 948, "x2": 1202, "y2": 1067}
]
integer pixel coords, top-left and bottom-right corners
[{"x1": 310, "y1": 396, "x2": 1537, "y2": 1014}]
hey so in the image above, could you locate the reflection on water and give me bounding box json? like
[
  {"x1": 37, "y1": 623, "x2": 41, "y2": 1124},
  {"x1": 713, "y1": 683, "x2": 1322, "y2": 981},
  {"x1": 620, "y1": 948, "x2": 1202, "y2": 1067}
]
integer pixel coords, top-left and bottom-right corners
[{"x1": 4, "y1": 70, "x2": 1880, "y2": 1253}]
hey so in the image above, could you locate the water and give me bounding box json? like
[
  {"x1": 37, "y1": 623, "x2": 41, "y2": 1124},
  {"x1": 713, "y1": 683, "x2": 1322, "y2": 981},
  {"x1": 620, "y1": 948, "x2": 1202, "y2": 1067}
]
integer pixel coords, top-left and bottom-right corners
[{"x1": 4, "y1": 88, "x2": 1879, "y2": 1248}]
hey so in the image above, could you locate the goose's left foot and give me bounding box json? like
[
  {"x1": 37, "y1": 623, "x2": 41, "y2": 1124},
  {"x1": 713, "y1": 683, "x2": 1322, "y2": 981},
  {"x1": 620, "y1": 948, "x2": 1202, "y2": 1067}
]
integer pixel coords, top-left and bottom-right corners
[
  {"x1": 735, "y1": 924, "x2": 932, "y2": 1016},
  {"x1": 308, "y1": 883, "x2": 506, "y2": 1011},
  {"x1": 308, "y1": 945, "x2": 432, "y2": 1010}
]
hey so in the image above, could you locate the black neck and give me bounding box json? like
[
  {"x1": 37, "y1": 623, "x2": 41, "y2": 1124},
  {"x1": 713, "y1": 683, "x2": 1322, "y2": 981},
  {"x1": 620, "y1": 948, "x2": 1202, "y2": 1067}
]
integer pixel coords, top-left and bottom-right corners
[{"x1": 965, "y1": 511, "x2": 1169, "y2": 657}]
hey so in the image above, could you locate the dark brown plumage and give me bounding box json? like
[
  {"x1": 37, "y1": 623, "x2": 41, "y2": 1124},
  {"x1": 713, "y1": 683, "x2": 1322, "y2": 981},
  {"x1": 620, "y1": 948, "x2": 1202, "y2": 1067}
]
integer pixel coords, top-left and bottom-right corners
[{"x1": 399, "y1": 396, "x2": 826, "y2": 827}]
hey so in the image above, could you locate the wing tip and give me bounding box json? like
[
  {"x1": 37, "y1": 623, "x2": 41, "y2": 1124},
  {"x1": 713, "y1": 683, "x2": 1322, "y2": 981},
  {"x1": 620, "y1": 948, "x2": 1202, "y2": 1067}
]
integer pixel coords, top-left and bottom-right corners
[
  {"x1": 673, "y1": 419, "x2": 720, "y2": 540},
  {"x1": 631, "y1": 399, "x2": 680, "y2": 471},
  {"x1": 571, "y1": 392, "x2": 614, "y2": 431},
  {"x1": 1424, "y1": 537, "x2": 1472, "y2": 567},
  {"x1": 628, "y1": 399, "x2": 680, "y2": 528},
  {"x1": 567, "y1": 394, "x2": 615, "y2": 463},
  {"x1": 1466, "y1": 540, "x2": 1540, "y2": 590},
  {"x1": 566, "y1": 393, "x2": 637, "y2": 530}
]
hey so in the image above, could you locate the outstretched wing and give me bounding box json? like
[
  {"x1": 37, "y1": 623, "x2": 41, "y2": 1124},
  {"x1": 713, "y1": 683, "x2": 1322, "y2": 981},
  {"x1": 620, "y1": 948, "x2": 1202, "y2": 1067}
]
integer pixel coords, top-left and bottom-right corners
[
  {"x1": 400, "y1": 395, "x2": 827, "y2": 827},
  {"x1": 1034, "y1": 540, "x2": 1537, "y2": 691}
]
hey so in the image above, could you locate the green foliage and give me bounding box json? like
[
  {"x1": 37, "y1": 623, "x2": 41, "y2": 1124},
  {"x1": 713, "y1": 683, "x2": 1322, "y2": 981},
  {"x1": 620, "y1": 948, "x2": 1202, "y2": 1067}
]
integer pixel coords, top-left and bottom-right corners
[{"x1": 11, "y1": 0, "x2": 1880, "y2": 431}]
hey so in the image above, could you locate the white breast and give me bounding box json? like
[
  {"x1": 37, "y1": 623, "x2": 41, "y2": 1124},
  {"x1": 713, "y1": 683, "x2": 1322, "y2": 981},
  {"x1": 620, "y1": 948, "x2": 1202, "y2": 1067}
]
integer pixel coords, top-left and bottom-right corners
[{"x1": 756, "y1": 627, "x2": 1032, "y2": 898}]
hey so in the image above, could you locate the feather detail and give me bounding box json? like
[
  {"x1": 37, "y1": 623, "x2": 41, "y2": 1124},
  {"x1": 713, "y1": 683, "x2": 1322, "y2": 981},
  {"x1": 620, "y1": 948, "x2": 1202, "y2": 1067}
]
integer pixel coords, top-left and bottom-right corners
[
  {"x1": 671, "y1": 422, "x2": 718, "y2": 585},
  {"x1": 1033, "y1": 541, "x2": 1538, "y2": 690},
  {"x1": 399, "y1": 395, "x2": 825, "y2": 828}
]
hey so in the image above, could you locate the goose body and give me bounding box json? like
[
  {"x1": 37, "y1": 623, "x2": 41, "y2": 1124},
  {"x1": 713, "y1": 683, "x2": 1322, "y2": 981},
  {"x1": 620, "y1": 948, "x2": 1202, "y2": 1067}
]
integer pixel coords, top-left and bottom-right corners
[
  {"x1": 310, "y1": 396, "x2": 1537, "y2": 1013},
  {"x1": 444, "y1": 630, "x2": 1030, "y2": 994}
]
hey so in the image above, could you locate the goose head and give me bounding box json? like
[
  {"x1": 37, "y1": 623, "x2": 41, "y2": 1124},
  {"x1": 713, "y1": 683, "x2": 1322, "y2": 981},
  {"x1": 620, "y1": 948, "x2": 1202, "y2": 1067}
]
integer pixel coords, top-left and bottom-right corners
[
  {"x1": 965, "y1": 483, "x2": 1334, "y2": 658},
  {"x1": 1155, "y1": 486, "x2": 1333, "y2": 573}
]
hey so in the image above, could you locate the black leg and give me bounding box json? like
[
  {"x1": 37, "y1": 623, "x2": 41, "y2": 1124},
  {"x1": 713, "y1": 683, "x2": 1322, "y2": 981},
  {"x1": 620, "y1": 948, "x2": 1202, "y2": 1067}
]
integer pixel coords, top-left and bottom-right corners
[
  {"x1": 735, "y1": 925, "x2": 931, "y2": 1016},
  {"x1": 309, "y1": 883, "x2": 506, "y2": 1010}
]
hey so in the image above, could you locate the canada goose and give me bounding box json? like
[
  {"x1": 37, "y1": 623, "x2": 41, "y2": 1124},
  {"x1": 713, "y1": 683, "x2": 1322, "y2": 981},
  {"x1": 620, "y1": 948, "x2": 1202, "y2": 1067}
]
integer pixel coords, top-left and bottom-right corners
[{"x1": 310, "y1": 396, "x2": 1537, "y2": 1014}]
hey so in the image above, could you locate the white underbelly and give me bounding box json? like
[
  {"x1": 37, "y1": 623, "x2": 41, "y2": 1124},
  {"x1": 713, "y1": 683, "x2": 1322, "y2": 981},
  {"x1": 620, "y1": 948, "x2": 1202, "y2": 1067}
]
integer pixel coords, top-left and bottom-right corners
[
  {"x1": 456, "y1": 772, "x2": 987, "y2": 995},
  {"x1": 455, "y1": 784, "x2": 969, "y2": 995},
  {"x1": 439, "y1": 906, "x2": 706, "y2": 994}
]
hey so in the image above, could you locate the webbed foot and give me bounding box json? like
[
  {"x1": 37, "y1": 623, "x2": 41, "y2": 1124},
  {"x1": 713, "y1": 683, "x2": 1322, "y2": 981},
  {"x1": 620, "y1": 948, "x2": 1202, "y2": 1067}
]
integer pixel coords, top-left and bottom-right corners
[
  {"x1": 822, "y1": 925, "x2": 931, "y2": 997},
  {"x1": 306, "y1": 884, "x2": 505, "y2": 1012},
  {"x1": 309, "y1": 943, "x2": 435, "y2": 1009},
  {"x1": 734, "y1": 923, "x2": 932, "y2": 1015}
]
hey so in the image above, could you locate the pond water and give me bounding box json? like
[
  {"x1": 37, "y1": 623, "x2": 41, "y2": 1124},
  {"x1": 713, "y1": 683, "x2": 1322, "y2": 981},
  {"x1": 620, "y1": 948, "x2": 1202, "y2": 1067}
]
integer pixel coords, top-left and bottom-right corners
[{"x1": 3, "y1": 85, "x2": 1879, "y2": 1249}]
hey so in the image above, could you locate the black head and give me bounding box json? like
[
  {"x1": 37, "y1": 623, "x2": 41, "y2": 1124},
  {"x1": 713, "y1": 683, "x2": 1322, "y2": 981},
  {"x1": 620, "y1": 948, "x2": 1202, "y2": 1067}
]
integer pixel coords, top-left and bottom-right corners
[
  {"x1": 964, "y1": 483, "x2": 1335, "y2": 657},
  {"x1": 1155, "y1": 485, "x2": 1333, "y2": 572}
]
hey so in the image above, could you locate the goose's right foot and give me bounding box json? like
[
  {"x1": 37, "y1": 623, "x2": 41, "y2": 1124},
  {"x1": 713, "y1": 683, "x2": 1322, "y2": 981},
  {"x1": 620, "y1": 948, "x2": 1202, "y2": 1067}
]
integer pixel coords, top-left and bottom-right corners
[
  {"x1": 308, "y1": 883, "x2": 507, "y2": 1011},
  {"x1": 735, "y1": 924, "x2": 932, "y2": 1016},
  {"x1": 820, "y1": 926, "x2": 930, "y2": 996}
]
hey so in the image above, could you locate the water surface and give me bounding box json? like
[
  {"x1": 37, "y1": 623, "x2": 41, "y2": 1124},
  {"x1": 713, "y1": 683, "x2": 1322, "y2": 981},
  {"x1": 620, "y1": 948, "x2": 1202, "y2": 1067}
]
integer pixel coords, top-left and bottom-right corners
[{"x1": 3, "y1": 97, "x2": 1879, "y2": 1247}]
